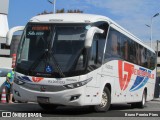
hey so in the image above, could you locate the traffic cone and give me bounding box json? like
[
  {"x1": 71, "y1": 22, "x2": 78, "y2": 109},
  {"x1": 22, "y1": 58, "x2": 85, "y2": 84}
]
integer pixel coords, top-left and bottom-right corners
[{"x1": 1, "y1": 88, "x2": 7, "y2": 103}]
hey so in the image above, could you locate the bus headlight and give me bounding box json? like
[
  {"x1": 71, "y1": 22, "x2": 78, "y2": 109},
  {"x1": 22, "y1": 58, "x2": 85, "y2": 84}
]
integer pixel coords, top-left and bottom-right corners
[
  {"x1": 14, "y1": 78, "x2": 25, "y2": 85},
  {"x1": 63, "y1": 77, "x2": 92, "y2": 89}
]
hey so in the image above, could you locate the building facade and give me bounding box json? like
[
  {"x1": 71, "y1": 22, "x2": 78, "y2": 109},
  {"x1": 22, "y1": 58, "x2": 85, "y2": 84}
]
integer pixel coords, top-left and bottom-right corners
[
  {"x1": 0, "y1": 0, "x2": 10, "y2": 56},
  {"x1": 145, "y1": 41, "x2": 160, "y2": 77}
]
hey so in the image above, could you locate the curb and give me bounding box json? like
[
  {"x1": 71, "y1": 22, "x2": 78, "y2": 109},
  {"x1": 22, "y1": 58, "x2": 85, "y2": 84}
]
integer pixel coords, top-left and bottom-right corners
[{"x1": 152, "y1": 97, "x2": 160, "y2": 101}]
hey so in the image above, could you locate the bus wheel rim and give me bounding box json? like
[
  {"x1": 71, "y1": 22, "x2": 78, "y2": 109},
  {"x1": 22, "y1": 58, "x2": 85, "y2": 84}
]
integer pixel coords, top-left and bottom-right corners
[{"x1": 100, "y1": 91, "x2": 108, "y2": 108}]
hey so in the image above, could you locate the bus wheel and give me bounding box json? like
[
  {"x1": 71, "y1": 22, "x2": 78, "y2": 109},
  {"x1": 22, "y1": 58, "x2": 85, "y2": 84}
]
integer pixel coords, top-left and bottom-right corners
[
  {"x1": 38, "y1": 103, "x2": 58, "y2": 111},
  {"x1": 94, "y1": 87, "x2": 111, "y2": 112},
  {"x1": 131, "y1": 90, "x2": 146, "y2": 108},
  {"x1": 138, "y1": 90, "x2": 146, "y2": 108}
]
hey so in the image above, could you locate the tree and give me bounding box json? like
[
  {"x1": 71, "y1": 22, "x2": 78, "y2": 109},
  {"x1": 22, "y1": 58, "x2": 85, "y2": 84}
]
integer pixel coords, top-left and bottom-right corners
[
  {"x1": 38, "y1": 8, "x2": 83, "y2": 15},
  {"x1": 67, "y1": 9, "x2": 83, "y2": 13}
]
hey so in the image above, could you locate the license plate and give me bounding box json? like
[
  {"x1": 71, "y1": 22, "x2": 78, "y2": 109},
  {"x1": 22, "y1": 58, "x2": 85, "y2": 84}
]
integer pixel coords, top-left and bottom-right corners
[{"x1": 37, "y1": 97, "x2": 49, "y2": 103}]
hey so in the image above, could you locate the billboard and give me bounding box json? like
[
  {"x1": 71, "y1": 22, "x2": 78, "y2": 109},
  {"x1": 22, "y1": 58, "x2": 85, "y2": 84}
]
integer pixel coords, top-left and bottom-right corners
[{"x1": 0, "y1": 0, "x2": 9, "y2": 14}]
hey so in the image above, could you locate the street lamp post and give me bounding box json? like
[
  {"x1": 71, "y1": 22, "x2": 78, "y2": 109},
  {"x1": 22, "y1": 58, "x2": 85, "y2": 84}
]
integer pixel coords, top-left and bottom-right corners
[
  {"x1": 145, "y1": 13, "x2": 159, "y2": 48},
  {"x1": 54, "y1": 0, "x2": 56, "y2": 14},
  {"x1": 48, "y1": 0, "x2": 56, "y2": 14},
  {"x1": 151, "y1": 13, "x2": 159, "y2": 48}
]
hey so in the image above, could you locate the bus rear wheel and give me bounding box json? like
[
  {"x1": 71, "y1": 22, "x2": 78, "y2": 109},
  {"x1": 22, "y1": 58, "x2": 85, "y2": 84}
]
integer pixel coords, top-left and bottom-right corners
[
  {"x1": 38, "y1": 103, "x2": 58, "y2": 111},
  {"x1": 138, "y1": 90, "x2": 147, "y2": 108},
  {"x1": 131, "y1": 90, "x2": 146, "y2": 108},
  {"x1": 93, "y1": 87, "x2": 111, "y2": 112}
]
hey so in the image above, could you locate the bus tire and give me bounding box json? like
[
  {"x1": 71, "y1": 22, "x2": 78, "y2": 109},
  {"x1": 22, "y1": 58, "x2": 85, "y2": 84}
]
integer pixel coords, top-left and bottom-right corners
[
  {"x1": 17, "y1": 100, "x2": 28, "y2": 103},
  {"x1": 138, "y1": 90, "x2": 147, "y2": 108},
  {"x1": 131, "y1": 90, "x2": 146, "y2": 108},
  {"x1": 94, "y1": 87, "x2": 111, "y2": 112},
  {"x1": 38, "y1": 103, "x2": 58, "y2": 111}
]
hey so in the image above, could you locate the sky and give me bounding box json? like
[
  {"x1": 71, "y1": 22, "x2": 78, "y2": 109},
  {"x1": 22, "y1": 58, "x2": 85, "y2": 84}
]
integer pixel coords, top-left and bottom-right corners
[{"x1": 8, "y1": 0, "x2": 160, "y2": 43}]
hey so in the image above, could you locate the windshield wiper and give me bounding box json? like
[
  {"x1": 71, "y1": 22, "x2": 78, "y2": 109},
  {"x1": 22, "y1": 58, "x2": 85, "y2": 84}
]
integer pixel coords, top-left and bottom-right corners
[
  {"x1": 28, "y1": 28, "x2": 65, "y2": 77},
  {"x1": 28, "y1": 49, "x2": 48, "y2": 74},
  {"x1": 28, "y1": 49, "x2": 65, "y2": 78},
  {"x1": 49, "y1": 51, "x2": 65, "y2": 77},
  {"x1": 48, "y1": 29, "x2": 65, "y2": 78}
]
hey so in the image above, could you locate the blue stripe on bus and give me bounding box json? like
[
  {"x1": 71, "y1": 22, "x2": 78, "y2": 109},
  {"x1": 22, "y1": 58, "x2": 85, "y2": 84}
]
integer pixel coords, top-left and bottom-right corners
[
  {"x1": 17, "y1": 76, "x2": 32, "y2": 82},
  {"x1": 130, "y1": 68, "x2": 149, "y2": 92}
]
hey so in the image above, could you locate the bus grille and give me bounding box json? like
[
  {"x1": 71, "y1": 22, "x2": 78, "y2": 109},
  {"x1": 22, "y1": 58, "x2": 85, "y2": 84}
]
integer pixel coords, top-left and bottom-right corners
[{"x1": 19, "y1": 82, "x2": 66, "y2": 92}]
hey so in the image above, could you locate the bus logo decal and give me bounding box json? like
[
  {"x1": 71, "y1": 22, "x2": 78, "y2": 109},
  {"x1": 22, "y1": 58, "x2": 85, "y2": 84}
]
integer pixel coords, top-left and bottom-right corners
[
  {"x1": 119, "y1": 60, "x2": 155, "y2": 92},
  {"x1": 118, "y1": 60, "x2": 134, "y2": 91},
  {"x1": 40, "y1": 85, "x2": 46, "y2": 91},
  {"x1": 32, "y1": 77, "x2": 44, "y2": 83},
  {"x1": 132, "y1": 68, "x2": 154, "y2": 79},
  {"x1": 130, "y1": 69, "x2": 151, "y2": 92}
]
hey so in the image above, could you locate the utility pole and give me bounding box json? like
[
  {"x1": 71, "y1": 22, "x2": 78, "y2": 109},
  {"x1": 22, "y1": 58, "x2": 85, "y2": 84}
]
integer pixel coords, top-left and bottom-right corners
[
  {"x1": 145, "y1": 13, "x2": 159, "y2": 48},
  {"x1": 48, "y1": 0, "x2": 56, "y2": 14}
]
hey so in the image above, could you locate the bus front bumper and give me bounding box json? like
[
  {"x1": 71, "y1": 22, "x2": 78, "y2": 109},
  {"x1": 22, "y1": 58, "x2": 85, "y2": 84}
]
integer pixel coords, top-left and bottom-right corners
[{"x1": 13, "y1": 83, "x2": 86, "y2": 106}]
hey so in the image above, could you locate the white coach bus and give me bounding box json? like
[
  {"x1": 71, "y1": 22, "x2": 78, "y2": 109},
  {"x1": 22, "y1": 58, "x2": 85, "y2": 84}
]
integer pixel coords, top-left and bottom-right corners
[{"x1": 7, "y1": 13, "x2": 156, "y2": 112}]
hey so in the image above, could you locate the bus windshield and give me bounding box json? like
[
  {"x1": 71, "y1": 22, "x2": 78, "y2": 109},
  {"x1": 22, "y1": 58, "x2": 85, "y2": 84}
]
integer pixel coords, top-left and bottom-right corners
[{"x1": 16, "y1": 23, "x2": 89, "y2": 78}]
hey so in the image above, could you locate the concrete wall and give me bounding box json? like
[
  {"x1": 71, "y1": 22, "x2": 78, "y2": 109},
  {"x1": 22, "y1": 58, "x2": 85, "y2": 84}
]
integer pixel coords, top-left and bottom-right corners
[
  {"x1": 0, "y1": 14, "x2": 9, "y2": 38},
  {"x1": 0, "y1": 57, "x2": 12, "y2": 68},
  {"x1": 0, "y1": 0, "x2": 10, "y2": 56},
  {"x1": 0, "y1": 0, "x2": 9, "y2": 37},
  {"x1": 0, "y1": 0, "x2": 9, "y2": 14}
]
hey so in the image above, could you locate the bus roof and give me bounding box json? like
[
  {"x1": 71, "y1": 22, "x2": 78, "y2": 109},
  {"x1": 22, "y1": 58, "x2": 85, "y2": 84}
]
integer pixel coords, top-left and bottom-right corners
[
  {"x1": 30, "y1": 13, "x2": 108, "y2": 23},
  {"x1": 30, "y1": 13, "x2": 155, "y2": 53}
]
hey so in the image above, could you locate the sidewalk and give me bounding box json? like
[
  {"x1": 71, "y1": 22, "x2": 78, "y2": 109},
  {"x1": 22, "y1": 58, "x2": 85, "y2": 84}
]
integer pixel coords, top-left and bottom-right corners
[{"x1": 153, "y1": 97, "x2": 160, "y2": 101}]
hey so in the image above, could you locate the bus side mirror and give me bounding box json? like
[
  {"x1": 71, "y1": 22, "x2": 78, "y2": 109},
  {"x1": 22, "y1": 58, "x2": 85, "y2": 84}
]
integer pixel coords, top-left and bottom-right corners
[
  {"x1": 6, "y1": 26, "x2": 25, "y2": 46},
  {"x1": 85, "y1": 27, "x2": 104, "y2": 48}
]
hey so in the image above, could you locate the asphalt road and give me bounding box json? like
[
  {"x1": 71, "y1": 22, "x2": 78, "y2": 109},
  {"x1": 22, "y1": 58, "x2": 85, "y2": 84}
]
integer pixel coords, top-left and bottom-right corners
[{"x1": 0, "y1": 98, "x2": 160, "y2": 118}]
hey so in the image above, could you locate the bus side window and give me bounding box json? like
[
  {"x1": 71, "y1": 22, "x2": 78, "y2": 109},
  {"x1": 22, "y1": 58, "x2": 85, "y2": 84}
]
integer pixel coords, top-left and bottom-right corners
[
  {"x1": 93, "y1": 22, "x2": 108, "y2": 64},
  {"x1": 147, "y1": 50, "x2": 151, "y2": 69},
  {"x1": 105, "y1": 31, "x2": 112, "y2": 59},
  {"x1": 136, "y1": 44, "x2": 141, "y2": 65},
  {"x1": 129, "y1": 40, "x2": 136, "y2": 64},
  {"x1": 124, "y1": 40, "x2": 129, "y2": 60},
  {"x1": 141, "y1": 47, "x2": 147, "y2": 67},
  {"x1": 111, "y1": 32, "x2": 119, "y2": 56},
  {"x1": 105, "y1": 29, "x2": 120, "y2": 61},
  {"x1": 146, "y1": 50, "x2": 156, "y2": 70},
  {"x1": 119, "y1": 35, "x2": 128, "y2": 61},
  {"x1": 97, "y1": 39, "x2": 105, "y2": 64},
  {"x1": 94, "y1": 21, "x2": 108, "y2": 40},
  {"x1": 89, "y1": 36, "x2": 97, "y2": 65},
  {"x1": 150, "y1": 53, "x2": 156, "y2": 70},
  {"x1": 89, "y1": 33, "x2": 105, "y2": 65}
]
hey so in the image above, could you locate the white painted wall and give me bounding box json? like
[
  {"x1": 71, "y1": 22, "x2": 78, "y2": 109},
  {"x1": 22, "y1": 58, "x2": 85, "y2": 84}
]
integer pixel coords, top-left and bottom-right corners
[
  {"x1": 0, "y1": 0, "x2": 9, "y2": 38},
  {"x1": 0, "y1": 0, "x2": 9, "y2": 14},
  {"x1": 0, "y1": 57, "x2": 12, "y2": 68},
  {"x1": 0, "y1": 14, "x2": 9, "y2": 38}
]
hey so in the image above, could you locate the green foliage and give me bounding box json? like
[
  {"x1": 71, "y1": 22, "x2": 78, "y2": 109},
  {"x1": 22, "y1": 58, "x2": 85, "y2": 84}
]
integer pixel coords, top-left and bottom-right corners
[{"x1": 38, "y1": 8, "x2": 83, "y2": 15}]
